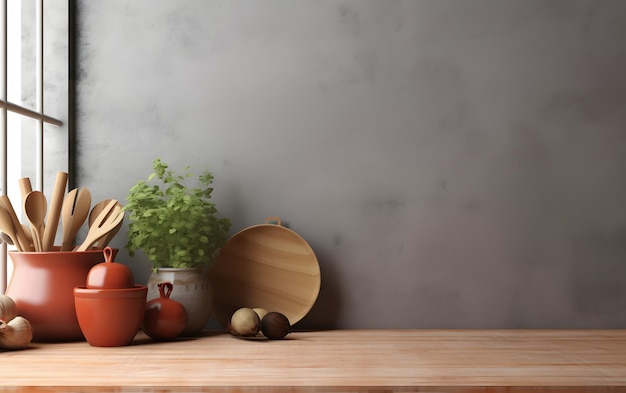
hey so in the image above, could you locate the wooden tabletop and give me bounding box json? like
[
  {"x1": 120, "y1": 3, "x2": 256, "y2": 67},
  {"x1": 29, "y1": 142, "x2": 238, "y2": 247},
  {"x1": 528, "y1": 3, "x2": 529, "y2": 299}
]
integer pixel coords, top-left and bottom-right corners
[{"x1": 1, "y1": 329, "x2": 626, "y2": 392}]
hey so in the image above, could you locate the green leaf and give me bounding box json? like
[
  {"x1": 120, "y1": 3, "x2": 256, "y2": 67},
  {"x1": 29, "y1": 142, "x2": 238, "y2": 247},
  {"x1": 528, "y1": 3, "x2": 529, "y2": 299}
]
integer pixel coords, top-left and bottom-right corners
[{"x1": 125, "y1": 158, "x2": 231, "y2": 269}]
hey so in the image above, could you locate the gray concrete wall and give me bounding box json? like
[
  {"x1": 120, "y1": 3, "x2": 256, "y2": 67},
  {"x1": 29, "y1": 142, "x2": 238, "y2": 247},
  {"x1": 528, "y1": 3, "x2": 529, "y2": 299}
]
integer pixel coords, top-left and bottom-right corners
[{"x1": 75, "y1": 0, "x2": 626, "y2": 329}]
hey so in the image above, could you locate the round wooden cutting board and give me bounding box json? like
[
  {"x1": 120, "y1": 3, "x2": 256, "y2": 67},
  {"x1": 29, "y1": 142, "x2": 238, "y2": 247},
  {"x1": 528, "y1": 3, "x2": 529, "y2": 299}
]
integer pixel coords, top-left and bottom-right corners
[{"x1": 210, "y1": 217, "x2": 321, "y2": 327}]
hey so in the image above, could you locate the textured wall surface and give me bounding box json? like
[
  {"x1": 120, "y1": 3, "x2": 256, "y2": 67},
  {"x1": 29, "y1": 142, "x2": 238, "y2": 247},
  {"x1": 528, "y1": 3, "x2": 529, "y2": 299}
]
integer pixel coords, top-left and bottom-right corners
[{"x1": 75, "y1": 0, "x2": 626, "y2": 329}]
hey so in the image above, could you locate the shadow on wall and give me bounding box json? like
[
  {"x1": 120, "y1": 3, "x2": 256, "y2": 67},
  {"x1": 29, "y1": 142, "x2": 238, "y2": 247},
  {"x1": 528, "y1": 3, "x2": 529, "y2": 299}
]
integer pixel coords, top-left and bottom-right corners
[
  {"x1": 569, "y1": 228, "x2": 626, "y2": 322},
  {"x1": 295, "y1": 248, "x2": 343, "y2": 330},
  {"x1": 204, "y1": 247, "x2": 343, "y2": 331}
]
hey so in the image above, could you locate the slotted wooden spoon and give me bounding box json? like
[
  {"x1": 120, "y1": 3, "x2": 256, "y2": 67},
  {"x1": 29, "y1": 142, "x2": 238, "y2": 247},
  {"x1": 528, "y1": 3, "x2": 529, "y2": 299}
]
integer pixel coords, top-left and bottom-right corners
[
  {"x1": 89, "y1": 199, "x2": 123, "y2": 249},
  {"x1": 88, "y1": 199, "x2": 114, "y2": 227},
  {"x1": 61, "y1": 187, "x2": 91, "y2": 251},
  {"x1": 95, "y1": 213, "x2": 124, "y2": 249},
  {"x1": 76, "y1": 200, "x2": 124, "y2": 252}
]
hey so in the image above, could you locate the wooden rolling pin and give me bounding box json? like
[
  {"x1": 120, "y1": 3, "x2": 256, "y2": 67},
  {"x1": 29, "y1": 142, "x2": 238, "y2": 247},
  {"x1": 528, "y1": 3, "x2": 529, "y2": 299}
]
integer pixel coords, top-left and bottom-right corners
[{"x1": 42, "y1": 172, "x2": 68, "y2": 251}]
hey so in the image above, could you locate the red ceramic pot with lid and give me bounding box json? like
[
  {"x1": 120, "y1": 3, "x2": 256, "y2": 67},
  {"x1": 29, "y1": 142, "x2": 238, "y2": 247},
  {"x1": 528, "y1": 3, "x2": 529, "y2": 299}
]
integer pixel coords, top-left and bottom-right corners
[
  {"x1": 86, "y1": 247, "x2": 134, "y2": 289},
  {"x1": 74, "y1": 247, "x2": 146, "y2": 346}
]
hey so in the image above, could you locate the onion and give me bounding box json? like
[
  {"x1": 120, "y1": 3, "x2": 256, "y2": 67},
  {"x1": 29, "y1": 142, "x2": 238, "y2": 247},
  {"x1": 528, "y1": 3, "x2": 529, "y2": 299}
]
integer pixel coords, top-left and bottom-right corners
[{"x1": 228, "y1": 308, "x2": 260, "y2": 337}]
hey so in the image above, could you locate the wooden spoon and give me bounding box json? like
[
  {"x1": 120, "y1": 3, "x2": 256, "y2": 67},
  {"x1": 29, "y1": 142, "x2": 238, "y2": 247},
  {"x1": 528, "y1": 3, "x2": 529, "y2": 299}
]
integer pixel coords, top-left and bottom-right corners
[
  {"x1": 0, "y1": 231, "x2": 14, "y2": 245},
  {"x1": 0, "y1": 195, "x2": 33, "y2": 251},
  {"x1": 0, "y1": 205, "x2": 20, "y2": 251},
  {"x1": 61, "y1": 187, "x2": 92, "y2": 251},
  {"x1": 24, "y1": 191, "x2": 47, "y2": 252},
  {"x1": 21, "y1": 224, "x2": 34, "y2": 250},
  {"x1": 76, "y1": 200, "x2": 124, "y2": 252}
]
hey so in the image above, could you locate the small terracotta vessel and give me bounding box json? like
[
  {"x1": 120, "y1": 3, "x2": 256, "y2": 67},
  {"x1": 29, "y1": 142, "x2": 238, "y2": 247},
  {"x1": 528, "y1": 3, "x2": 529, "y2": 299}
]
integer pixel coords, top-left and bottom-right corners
[
  {"x1": 143, "y1": 282, "x2": 187, "y2": 340},
  {"x1": 74, "y1": 285, "x2": 148, "y2": 347},
  {"x1": 86, "y1": 247, "x2": 134, "y2": 289}
]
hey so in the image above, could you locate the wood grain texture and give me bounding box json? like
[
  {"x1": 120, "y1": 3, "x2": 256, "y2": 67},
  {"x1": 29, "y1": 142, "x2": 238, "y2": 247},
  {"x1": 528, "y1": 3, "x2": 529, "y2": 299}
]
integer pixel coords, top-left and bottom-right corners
[
  {"x1": 210, "y1": 220, "x2": 321, "y2": 327},
  {"x1": 1, "y1": 330, "x2": 625, "y2": 392}
]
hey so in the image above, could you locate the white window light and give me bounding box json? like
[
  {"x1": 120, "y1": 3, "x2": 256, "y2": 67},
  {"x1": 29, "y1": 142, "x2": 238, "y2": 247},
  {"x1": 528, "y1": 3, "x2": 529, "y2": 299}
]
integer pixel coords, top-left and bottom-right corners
[{"x1": 0, "y1": 0, "x2": 68, "y2": 293}]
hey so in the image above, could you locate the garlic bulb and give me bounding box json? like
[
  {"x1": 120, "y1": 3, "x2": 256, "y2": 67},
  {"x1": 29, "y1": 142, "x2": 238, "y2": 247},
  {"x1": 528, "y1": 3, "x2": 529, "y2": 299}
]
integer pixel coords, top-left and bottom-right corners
[
  {"x1": 0, "y1": 316, "x2": 33, "y2": 349},
  {"x1": 0, "y1": 294, "x2": 17, "y2": 323}
]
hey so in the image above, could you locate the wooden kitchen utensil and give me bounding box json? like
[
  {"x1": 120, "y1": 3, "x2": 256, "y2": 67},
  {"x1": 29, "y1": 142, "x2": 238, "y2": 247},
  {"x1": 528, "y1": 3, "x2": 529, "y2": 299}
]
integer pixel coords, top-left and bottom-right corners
[
  {"x1": 61, "y1": 187, "x2": 91, "y2": 251},
  {"x1": 76, "y1": 200, "x2": 124, "y2": 252},
  {"x1": 0, "y1": 195, "x2": 33, "y2": 251},
  {"x1": 0, "y1": 204, "x2": 21, "y2": 251},
  {"x1": 88, "y1": 199, "x2": 114, "y2": 228},
  {"x1": 89, "y1": 199, "x2": 123, "y2": 248},
  {"x1": 42, "y1": 171, "x2": 68, "y2": 251},
  {"x1": 17, "y1": 177, "x2": 34, "y2": 249},
  {"x1": 23, "y1": 191, "x2": 47, "y2": 252},
  {"x1": 21, "y1": 224, "x2": 33, "y2": 250},
  {"x1": 0, "y1": 231, "x2": 14, "y2": 245},
  {"x1": 210, "y1": 216, "x2": 321, "y2": 328},
  {"x1": 17, "y1": 177, "x2": 32, "y2": 204},
  {"x1": 95, "y1": 214, "x2": 123, "y2": 249}
]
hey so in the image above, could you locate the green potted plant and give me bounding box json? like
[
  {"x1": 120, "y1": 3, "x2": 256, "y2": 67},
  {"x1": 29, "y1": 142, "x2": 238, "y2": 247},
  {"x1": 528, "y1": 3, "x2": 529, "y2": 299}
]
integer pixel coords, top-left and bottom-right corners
[{"x1": 125, "y1": 158, "x2": 231, "y2": 336}]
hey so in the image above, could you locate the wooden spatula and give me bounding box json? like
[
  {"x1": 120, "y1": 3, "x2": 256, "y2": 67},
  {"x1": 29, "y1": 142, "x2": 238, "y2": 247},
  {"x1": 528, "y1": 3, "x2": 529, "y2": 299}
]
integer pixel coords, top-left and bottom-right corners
[
  {"x1": 76, "y1": 200, "x2": 124, "y2": 252},
  {"x1": 60, "y1": 187, "x2": 91, "y2": 251}
]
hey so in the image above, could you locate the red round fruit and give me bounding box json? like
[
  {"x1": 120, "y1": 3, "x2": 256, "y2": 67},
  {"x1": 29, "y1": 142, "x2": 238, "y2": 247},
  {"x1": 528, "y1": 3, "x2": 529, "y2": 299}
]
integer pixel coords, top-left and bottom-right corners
[{"x1": 143, "y1": 282, "x2": 187, "y2": 340}]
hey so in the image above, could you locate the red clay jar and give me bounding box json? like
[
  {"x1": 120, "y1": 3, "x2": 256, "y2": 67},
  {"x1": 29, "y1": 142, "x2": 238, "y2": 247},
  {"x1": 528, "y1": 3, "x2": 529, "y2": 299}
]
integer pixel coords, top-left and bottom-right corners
[
  {"x1": 143, "y1": 282, "x2": 187, "y2": 340},
  {"x1": 86, "y1": 247, "x2": 134, "y2": 289},
  {"x1": 74, "y1": 285, "x2": 148, "y2": 347},
  {"x1": 6, "y1": 247, "x2": 118, "y2": 342}
]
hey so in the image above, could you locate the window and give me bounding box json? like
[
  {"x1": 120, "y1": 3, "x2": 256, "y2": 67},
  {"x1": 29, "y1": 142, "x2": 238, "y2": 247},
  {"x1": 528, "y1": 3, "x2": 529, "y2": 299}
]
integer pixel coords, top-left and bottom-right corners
[{"x1": 0, "y1": 0, "x2": 69, "y2": 292}]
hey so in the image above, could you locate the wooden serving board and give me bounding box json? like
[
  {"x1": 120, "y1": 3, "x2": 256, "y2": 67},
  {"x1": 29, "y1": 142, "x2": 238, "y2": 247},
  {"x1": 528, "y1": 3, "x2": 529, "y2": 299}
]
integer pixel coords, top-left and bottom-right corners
[
  {"x1": 210, "y1": 217, "x2": 321, "y2": 327},
  {"x1": 1, "y1": 329, "x2": 625, "y2": 392}
]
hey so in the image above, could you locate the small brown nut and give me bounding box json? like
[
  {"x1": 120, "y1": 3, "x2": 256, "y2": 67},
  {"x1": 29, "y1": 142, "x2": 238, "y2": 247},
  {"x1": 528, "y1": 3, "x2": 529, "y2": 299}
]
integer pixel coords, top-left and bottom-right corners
[{"x1": 260, "y1": 312, "x2": 291, "y2": 340}]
